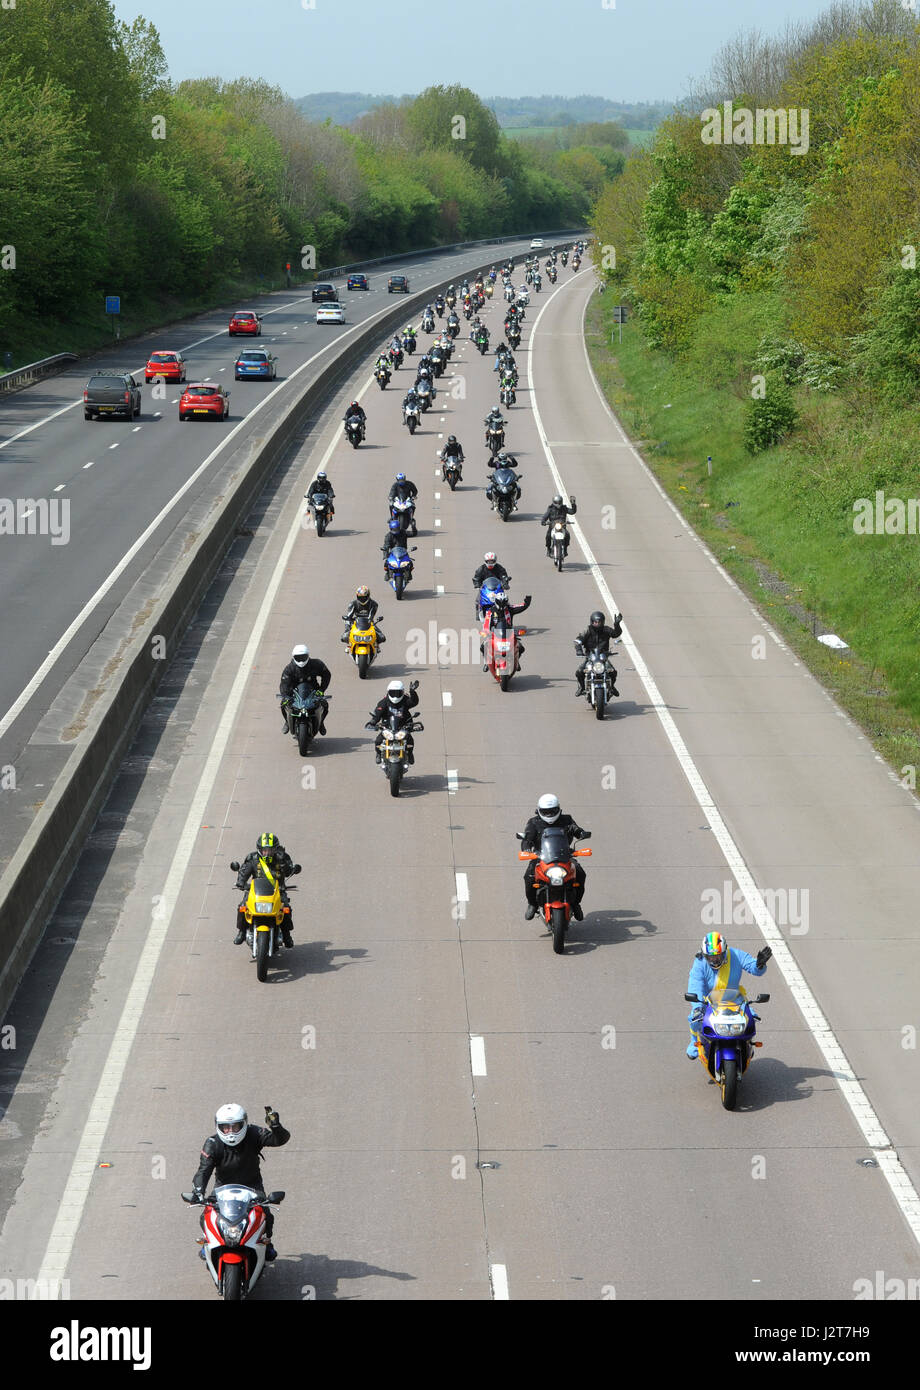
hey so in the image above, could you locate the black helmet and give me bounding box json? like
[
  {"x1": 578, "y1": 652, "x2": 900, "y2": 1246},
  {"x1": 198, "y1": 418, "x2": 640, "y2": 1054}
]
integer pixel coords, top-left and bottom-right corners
[
  {"x1": 590, "y1": 611, "x2": 605, "y2": 628},
  {"x1": 257, "y1": 831, "x2": 279, "y2": 862},
  {"x1": 448, "y1": 435, "x2": 457, "y2": 444}
]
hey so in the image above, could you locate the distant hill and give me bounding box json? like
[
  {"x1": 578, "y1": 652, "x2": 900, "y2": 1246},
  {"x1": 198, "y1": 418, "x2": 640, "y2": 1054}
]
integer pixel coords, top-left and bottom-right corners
[{"x1": 294, "y1": 92, "x2": 673, "y2": 131}]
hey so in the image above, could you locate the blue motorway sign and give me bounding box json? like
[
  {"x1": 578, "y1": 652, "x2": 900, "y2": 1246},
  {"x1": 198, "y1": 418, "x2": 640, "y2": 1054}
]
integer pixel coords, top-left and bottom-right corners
[{"x1": 105, "y1": 296, "x2": 121, "y2": 315}]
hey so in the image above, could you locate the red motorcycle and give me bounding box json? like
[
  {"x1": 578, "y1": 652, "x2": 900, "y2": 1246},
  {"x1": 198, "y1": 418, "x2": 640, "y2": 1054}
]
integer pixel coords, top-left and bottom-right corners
[
  {"x1": 517, "y1": 827, "x2": 592, "y2": 954},
  {"x1": 481, "y1": 601, "x2": 527, "y2": 692}
]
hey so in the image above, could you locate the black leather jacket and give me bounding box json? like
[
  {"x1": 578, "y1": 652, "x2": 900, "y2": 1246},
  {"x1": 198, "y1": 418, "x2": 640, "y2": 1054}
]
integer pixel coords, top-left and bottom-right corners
[
  {"x1": 235, "y1": 847, "x2": 295, "y2": 891},
  {"x1": 541, "y1": 499, "x2": 577, "y2": 526},
  {"x1": 521, "y1": 812, "x2": 589, "y2": 853},
  {"x1": 370, "y1": 688, "x2": 419, "y2": 727},
  {"x1": 343, "y1": 596, "x2": 380, "y2": 625},
  {"x1": 576, "y1": 616, "x2": 622, "y2": 655},
  {"x1": 192, "y1": 1121, "x2": 290, "y2": 1195},
  {"x1": 388, "y1": 480, "x2": 419, "y2": 503},
  {"x1": 306, "y1": 479, "x2": 335, "y2": 501},
  {"x1": 279, "y1": 657, "x2": 331, "y2": 699}
]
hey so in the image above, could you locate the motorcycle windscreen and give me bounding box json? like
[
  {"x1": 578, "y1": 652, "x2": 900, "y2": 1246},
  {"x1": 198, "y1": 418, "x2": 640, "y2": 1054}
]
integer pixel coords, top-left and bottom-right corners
[
  {"x1": 292, "y1": 683, "x2": 321, "y2": 711},
  {"x1": 388, "y1": 546, "x2": 410, "y2": 563},
  {"x1": 213, "y1": 1185, "x2": 259, "y2": 1221},
  {"x1": 539, "y1": 827, "x2": 571, "y2": 862},
  {"x1": 310, "y1": 494, "x2": 328, "y2": 507},
  {"x1": 493, "y1": 469, "x2": 516, "y2": 487},
  {"x1": 706, "y1": 987, "x2": 746, "y2": 1008}
]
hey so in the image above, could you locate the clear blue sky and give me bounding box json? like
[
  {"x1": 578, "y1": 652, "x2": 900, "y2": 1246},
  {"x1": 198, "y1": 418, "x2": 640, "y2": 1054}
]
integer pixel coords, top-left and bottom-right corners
[{"x1": 111, "y1": 0, "x2": 848, "y2": 106}]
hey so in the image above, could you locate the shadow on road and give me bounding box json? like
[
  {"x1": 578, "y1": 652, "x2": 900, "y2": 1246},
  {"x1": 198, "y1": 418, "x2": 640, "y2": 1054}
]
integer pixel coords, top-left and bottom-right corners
[{"x1": 266, "y1": 1252, "x2": 416, "y2": 1301}]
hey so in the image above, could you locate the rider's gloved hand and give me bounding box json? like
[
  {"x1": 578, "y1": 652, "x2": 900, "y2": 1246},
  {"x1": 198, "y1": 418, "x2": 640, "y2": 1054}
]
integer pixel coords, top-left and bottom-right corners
[
  {"x1": 265, "y1": 1106, "x2": 281, "y2": 1128},
  {"x1": 755, "y1": 946, "x2": 772, "y2": 971}
]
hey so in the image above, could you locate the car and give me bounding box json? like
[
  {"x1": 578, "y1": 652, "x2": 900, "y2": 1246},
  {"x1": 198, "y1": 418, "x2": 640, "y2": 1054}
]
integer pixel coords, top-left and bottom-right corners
[
  {"x1": 312, "y1": 283, "x2": 337, "y2": 303},
  {"x1": 315, "y1": 302, "x2": 345, "y2": 325},
  {"x1": 179, "y1": 382, "x2": 231, "y2": 421},
  {"x1": 229, "y1": 310, "x2": 261, "y2": 336},
  {"x1": 234, "y1": 349, "x2": 277, "y2": 380},
  {"x1": 387, "y1": 275, "x2": 409, "y2": 293},
  {"x1": 530, "y1": 238, "x2": 544, "y2": 250},
  {"x1": 83, "y1": 371, "x2": 142, "y2": 421},
  {"x1": 347, "y1": 273, "x2": 369, "y2": 291},
  {"x1": 144, "y1": 351, "x2": 186, "y2": 384}
]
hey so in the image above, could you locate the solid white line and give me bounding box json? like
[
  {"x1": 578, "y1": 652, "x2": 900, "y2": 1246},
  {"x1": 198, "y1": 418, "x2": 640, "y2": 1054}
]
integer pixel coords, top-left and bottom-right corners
[
  {"x1": 470, "y1": 1035, "x2": 487, "y2": 1077},
  {"x1": 490, "y1": 1263, "x2": 509, "y2": 1300},
  {"x1": 527, "y1": 277, "x2": 920, "y2": 1250},
  {"x1": 35, "y1": 387, "x2": 321, "y2": 1285},
  {"x1": 0, "y1": 300, "x2": 404, "y2": 742}
]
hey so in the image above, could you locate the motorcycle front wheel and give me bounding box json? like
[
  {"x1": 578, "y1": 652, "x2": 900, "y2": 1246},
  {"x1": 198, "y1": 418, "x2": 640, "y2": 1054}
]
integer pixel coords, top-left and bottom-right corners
[
  {"x1": 222, "y1": 1263, "x2": 244, "y2": 1300},
  {"x1": 551, "y1": 905, "x2": 567, "y2": 955},
  {"x1": 720, "y1": 1058, "x2": 739, "y2": 1110},
  {"x1": 297, "y1": 720, "x2": 312, "y2": 756},
  {"x1": 595, "y1": 689, "x2": 605, "y2": 721},
  {"x1": 316, "y1": 513, "x2": 326, "y2": 537},
  {"x1": 255, "y1": 932, "x2": 270, "y2": 982},
  {"x1": 357, "y1": 653, "x2": 369, "y2": 679},
  {"x1": 388, "y1": 764, "x2": 402, "y2": 797}
]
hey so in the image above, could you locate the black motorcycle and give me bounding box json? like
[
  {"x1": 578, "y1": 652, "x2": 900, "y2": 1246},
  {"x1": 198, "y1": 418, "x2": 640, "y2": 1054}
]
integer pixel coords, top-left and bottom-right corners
[{"x1": 488, "y1": 465, "x2": 522, "y2": 522}]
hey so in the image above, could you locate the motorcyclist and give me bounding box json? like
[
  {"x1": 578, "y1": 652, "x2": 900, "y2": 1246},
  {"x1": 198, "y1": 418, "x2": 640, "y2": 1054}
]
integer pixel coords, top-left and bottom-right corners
[
  {"x1": 234, "y1": 832, "x2": 297, "y2": 948},
  {"x1": 520, "y1": 795, "x2": 590, "y2": 921},
  {"x1": 439, "y1": 435, "x2": 464, "y2": 478},
  {"x1": 481, "y1": 590, "x2": 530, "y2": 670},
  {"x1": 472, "y1": 551, "x2": 511, "y2": 591},
  {"x1": 541, "y1": 494, "x2": 577, "y2": 555},
  {"x1": 575, "y1": 610, "x2": 622, "y2": 697},
  {"x1": 486, "y1": 453, "x2": 522, "y2": 507},
  {"x1": 343, "y1": 400, "x2": 366, "y2": 440},
  {"x1": 367, "y1": 679, "x2": 420, "y2": 764},
  {"x1": 304, "y1": 470, "x2": 335, "y2": 519},
  {"x1": 422, "y1": 305, "x2": 435, "y2": 328},
  {"x1": 341, "y1": 584, "x2": 385, "y2": 644},
  {"x1": 402, "y1": 385, "x2": 420, "y2": 421},
  {"x1": 279, "y1": 644, "x2": 330, "y2": 736},
  {"x1": 686, "y1": 934, "x2": 772, "y2": 1058},
  {"x1": 191, "y1": 1103, "x2": 290, "y2": 1260},
  {"x1": 381, "y1": 516, "x2": 412, "y2": 567},
  {"x1": 374, "y1": 353, "x2": 391, "y2": 378}
]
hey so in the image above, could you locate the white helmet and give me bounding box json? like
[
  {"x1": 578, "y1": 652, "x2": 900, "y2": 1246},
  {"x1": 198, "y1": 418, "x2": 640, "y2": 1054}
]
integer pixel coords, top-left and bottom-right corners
[
  {"x1": 292, "y1": 644, "x2": 309, "y2": 667},
  {"x1": 215, "y1": 1103, "x2": 247, "y2": 1147},
  {"x1": 536, "y1": 793, "x2": 560, "y2": 824},
  {"x1": 387, "y1": 680, "x2": 405, "y2": 703}
]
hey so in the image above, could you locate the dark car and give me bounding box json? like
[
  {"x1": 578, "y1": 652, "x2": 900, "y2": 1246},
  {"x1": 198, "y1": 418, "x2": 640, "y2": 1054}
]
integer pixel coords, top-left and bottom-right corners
[
  {"x1": 83, "y1": 371, "x2": 141, "y2": 421},
  {"x1": 388, "y1": 275, "x2": 409, "y2": 293},
  {"x1": 312, "y1": 283, "x2": 337, "y2": 303},
  {"x1": 347, "y1": 273, "x2": 369, "y2": 291}
]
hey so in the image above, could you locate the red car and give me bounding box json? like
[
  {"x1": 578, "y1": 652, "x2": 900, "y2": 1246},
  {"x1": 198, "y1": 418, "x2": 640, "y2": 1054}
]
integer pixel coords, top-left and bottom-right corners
[
  {"x1": 179, "y1": 383, "x2": 231, "y2": 421},
  {"x1": 144, "y1": 350, "x2": 186, "y2": 383},
  {"x1": 229, "y1": 310, "x2": 261, "y2": 336}
]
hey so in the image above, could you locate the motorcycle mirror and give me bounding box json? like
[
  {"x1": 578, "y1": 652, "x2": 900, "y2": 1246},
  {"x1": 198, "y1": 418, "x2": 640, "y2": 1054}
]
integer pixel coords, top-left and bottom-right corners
[
  {"x1": 292, "y1": 864, "x2": 302, "y2": 874},
  {"x1": 517, "y1": 628, "x2": 527, "y2": 636},
  {"x1": 411, "y1": 547, "x2": 417, "y2": 552},
  {"x1": 515, "y1": 831, "x2": 524, "y2": 840},
  {"x1": 754, "y1": 994, "x2": 771, "y2": 1003},
  {"x1": 266, "y1": 1191, "x2": 286, "y2": 1204},
  {"x1": 230, "y1": 861, "x2": 240, "y2": 871},
  {"x1": 684, "y1": 993, "x2": 701, "y2": 1003},
  {"x1": 180, "y1": 1191, "x2": 199, "y2": 1203}
]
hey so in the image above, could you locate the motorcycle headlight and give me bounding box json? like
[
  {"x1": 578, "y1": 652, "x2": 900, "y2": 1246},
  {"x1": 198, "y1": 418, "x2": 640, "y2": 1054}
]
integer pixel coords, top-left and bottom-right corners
[
  {"x1": 396, "y1": 730, "x2": 407, "y2": 741},
  {"x1": 255, "y1": 900, "x2": 274, "y2": 914},
  {"x1": 712, "y1": 1012, "x2": 747, "y2": 1035},
  {"x1": 399, "y1": 559, "x2": 410, "y2": 567},
  {"x1": 219, "y1": 1219, "x2": 246, "y2": 1242},
  {"x1": 546, "y1": 867, "x2": 567, "y2": 886},
  {"x1": 592, "y1": 661, "x2": 606, "y2": 673}
]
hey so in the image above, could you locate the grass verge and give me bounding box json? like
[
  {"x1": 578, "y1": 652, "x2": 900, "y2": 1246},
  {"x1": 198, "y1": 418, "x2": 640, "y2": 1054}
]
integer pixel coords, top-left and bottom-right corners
[{"x1": 585, "y1": 288, "x2": 920, "y2": 789}]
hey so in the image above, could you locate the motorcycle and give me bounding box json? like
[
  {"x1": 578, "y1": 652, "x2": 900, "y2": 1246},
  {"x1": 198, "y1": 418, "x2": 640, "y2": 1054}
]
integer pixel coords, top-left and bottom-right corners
[
  {"x1": 500, "y1": 379, "x2": 517, "y2": 408},
  {"x1": 517, "y1": 828, "x2": 592, "y2": 954},
  {"x1": 475, "y1": 330, "x2": 490, "y2": 356},
  {"x1": 488, "y1": 465, "x2": 522, "y2": 521},
  {"x1": 402, "y1": 331, "x2": 416, "y2": 355},
  {"x1": 181, "y1": 1185, "x2": 286, "y2": 1298},
  {"x1": 375, "y1": 364, "x2": 390, "y2": 390},
  {"x1": 504, "y1": 284, "x2": 515, "y2": 302},
  {"x1": 476, "y1": 575, "x2": 508, "y2": 622},
  {"x1": 481, "y1": 604, "x2": 527, "y2": 693},
  {"x1": 429, "y1": 347, "x2": 446, "y2": 377},
  {"x1": 422, "y1": 312, "x2": 435, "y2": 333},
  {"x1": 439, "y1": 449, "x2": 463, "y2": 491},
  {"x1": 572, "y1": 257, "x2": 580, "y2": 272},
  {"x1": 344, "y1": 415, "x2": 364, "y2": 450},
  {"x1": 684, "y1": 987, "x2": 770, "y2": 1110},
  {"x1": 507, "y1": 326, "x2": 521, "y2": 351},
  {"x1": 345, "y1": 612, "x2": 382, "y2": 679},
  {"x1": 485, "y1": 425, "x2": 505, "y2": 455},
  {"x1": 561, "y1": 251, "x2": 568, "y2": 266},
  {"x1": 403, "y1": 401, "x2": 420, "y2": 434},
  {"x1": 307, "y1": 490, "x2": 333, "y2": 537},
  {"x1": 445, "y1": 291, "x2": 456, "y2": 309},
  {"x1": 279, "y1": 683, "x2": 328, "y2": 756},
  {"x1": 463, "y1": 302, "x2": 473, "y2": 321},
  {"x1": 367, "y1": 708, "x2": 424, "y2": 797},
  {"x1": 416, "y1": 378, "x2": 433, "y2": 411},
  {"x1": 389, "y1": 494, "x2": 417, "y2": 535},
  {"x1": 385, "y1": 543, "x2": 417, "y2": 599},
  {"x1": 229, "y1": 861, "x2": 301, "y2": 981},
  {"x1": 435, "y1": 297, "x2": 445, "y2": 318},
  {"x1": 446, "y1": 318, "x2": 459, "y2": 340},
  {"x1": 549, "y1": 518, "x2": 569, "y2": 571},
  {"x1": 575, "y1": 640, "x2": 619, "y2": 721},
  {"x1": 388, "y1": 343, "x2": 403, "y2": 369},
  {"x1": 485, "y1": 282, "x2": 494, "y2": 298}
]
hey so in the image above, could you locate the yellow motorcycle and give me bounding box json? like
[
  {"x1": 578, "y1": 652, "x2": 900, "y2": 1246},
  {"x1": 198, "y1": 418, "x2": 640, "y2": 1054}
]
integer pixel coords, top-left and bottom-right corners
[
  {"x1": 230, "y1": 860, "x2": 300, "y2": 981},
  {"x1": 484, "y1": 282, "x2": 494, "y2": 299},
  {"x1": 345, "y1": 612, "x2": 382, "y2": 679}
]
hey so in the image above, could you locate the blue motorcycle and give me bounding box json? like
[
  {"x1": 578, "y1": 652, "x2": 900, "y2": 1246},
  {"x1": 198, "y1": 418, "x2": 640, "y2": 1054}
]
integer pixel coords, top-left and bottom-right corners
[
  {"x1": 385, "y1": 544, "x2": 417, "y2": 600},
  {"x1": 476, "y1": 576, "x2": 507, "y2": 622},
  {"x1": 684, "y1": 986, "x2": 770, "y2": 1110}
]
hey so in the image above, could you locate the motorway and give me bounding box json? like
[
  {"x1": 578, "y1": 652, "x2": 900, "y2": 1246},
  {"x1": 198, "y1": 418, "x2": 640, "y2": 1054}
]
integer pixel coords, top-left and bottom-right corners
[{"x1": 1, "y1": 260, "x2": 920, "y2": 1300}]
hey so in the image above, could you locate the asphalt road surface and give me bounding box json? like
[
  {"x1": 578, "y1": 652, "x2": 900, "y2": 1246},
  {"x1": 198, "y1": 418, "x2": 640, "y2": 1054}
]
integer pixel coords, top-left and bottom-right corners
[{"x1": 1, "y1": 258, "x2": 919, "y2": 1302}]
